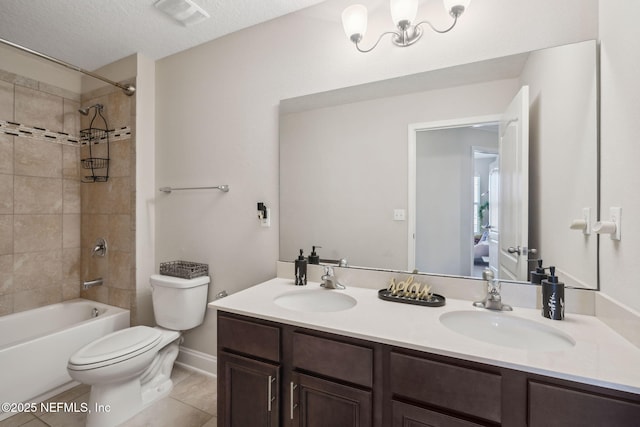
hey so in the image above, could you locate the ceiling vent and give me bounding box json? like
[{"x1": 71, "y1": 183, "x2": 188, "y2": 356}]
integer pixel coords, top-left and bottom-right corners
[{"x1": 154, "y1": 0, "x2": 210, "y2": 27}]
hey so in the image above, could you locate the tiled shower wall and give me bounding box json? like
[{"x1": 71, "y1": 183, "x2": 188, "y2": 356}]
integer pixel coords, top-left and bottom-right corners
[
  {"x1": 79, "y1": 83, "x2": 137, "y2": 321},
  {"x1": 0, "y1": 69, "x2": 136, "y2": 320},
  {"x1": 0, "y1": 70, "x2": 82, "y2": 315}
]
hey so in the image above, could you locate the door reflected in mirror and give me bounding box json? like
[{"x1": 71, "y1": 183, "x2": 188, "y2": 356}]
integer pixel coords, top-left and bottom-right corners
[{"x1": 411, "y1": 123, "x2": 499, "y2": 279}]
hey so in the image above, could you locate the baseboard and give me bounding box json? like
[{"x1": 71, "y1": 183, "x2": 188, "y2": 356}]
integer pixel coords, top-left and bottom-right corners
[{"x1": 176, "y1": 346, "x2": 217, "y2": 377}]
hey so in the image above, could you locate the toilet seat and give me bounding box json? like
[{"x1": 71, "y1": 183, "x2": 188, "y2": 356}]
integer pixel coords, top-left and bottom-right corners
[{"x1": 68, "y1": 326, "x2": 162, "y2": 371}]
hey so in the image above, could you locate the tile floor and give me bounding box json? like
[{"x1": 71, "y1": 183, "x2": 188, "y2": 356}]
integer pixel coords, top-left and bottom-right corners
[{"x1": 0, "y1": 365, "x2": 217, "y2": 427}]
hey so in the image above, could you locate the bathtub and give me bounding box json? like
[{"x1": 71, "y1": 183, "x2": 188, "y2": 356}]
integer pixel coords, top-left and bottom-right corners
[{"x1": 0, "y1": 299, "x2": 129, "y2": 419}]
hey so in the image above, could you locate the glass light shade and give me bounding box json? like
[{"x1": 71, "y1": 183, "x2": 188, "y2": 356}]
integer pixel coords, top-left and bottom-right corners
[
  {"x1": 342, "y1": 4, "x2": 368, "y2": 40},
  {"x1": 443, "y1": 0, "x2": 471, "y2": 15},
  {"x1": 390, "y1": 0, "x2": 418, "y2": 26}
]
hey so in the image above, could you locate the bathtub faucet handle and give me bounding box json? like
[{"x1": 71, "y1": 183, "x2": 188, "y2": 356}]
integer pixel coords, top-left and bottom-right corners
[{"x1": 92, "y1": 238, "x2": 107, "y2": 257}]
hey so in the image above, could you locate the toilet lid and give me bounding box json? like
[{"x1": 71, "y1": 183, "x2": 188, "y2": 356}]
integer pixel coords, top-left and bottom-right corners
[{"x1": 68, "y1": 326, "x2": 162, "y2": 370}]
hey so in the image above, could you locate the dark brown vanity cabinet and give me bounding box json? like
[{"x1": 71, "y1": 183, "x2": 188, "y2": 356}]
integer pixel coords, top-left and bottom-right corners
[
  {"x1": 291, "y1": 372, "x2": 372, "y2": 427},
  {"x1": 391, "y1": 400, "x2": 485, "y2": 427},
  {"x1": 217, "y1": 311, "x2": 640, "y2": 427},
  {"x1": 389, "y1": 348, "x2": 640, "y2": 427},
  {"x1": 218, "y1": 312, "x2": 378, "y2": 427},
  {"x1": 218, "y1": 352, "x2": 280, "y2": 427},
  {"x1": 528, "y1": 380, "x2": 640, "y2": 427},
  {"x1": 290, "y1": 332, "x2": 375, "y2": 427},
  {"x1": 390, "y1": 351, "x2": 503, "y2": 426},
  {"x1": 218, "y1": 315, "x2": 281, "y2": 427}
]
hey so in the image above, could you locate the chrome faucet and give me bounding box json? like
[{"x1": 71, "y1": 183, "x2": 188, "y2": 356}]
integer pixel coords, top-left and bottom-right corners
[
  {"x1": 321, "y1": 266, "x2": 345, "y2": 290},
  {"x1": 473, "y1": 269, "x2": 512, "y2": 311}
]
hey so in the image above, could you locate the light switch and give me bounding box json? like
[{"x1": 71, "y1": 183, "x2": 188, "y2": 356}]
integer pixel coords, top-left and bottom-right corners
[{"x1": 394, "y1": 209, "x2": 406, "y2": 221}]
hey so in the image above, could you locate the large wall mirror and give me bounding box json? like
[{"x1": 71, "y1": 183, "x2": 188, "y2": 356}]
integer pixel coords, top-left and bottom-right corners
[{"x1": 280, "y1": 40, "x2": 598, "y2": 289}]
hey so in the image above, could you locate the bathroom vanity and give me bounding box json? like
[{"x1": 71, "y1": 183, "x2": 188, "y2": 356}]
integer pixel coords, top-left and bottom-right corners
[{"x1": 210, "y1": 278, "x2": 640, "y2": 427}]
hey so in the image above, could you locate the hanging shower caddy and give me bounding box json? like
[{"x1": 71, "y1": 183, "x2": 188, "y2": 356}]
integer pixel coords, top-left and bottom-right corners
[{"x1": 80, "y1": 104, "x2": 110, "y2": 183}]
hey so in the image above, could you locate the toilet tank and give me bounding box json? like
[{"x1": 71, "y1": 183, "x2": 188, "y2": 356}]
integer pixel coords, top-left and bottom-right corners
[{"x1": 150, "y1": 274, "x2": 210, "y2": 330}]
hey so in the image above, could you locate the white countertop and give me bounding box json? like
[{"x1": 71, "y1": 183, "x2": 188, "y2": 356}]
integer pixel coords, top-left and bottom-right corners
[{"x1": 209, "y1": 277, "x2": 640, "y2": 394}]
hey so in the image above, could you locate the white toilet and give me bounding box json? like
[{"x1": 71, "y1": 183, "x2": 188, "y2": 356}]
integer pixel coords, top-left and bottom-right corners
[{"x1": 68, "y1": 274, "x2": 209, "y2": 427}]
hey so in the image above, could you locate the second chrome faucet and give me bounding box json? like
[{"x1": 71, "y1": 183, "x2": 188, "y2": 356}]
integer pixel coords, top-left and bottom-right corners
[
  {"x1": 320, "y1": 266, "x2": 345, "y2": 290},
  {"x1": 473, "y1": 269, "x2": 512, "y2": 311}
]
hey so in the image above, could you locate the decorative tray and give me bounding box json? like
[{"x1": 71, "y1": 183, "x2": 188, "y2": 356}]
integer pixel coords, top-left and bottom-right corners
[{"x1": 378, "y1": 289, "x2": 446, "y2": 307}]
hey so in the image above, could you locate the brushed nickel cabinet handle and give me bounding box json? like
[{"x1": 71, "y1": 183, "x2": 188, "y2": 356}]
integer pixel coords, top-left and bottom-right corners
[
  {"x1": 267, "y1": 375, "x2": 274, "y2": 412},
  {"x1": 290, "y1": 382, "x2": 298, "y2": 420}
]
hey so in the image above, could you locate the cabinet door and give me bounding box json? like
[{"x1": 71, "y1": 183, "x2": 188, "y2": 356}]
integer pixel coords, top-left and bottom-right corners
[
  {"x1": 219, "y1": 351, "x2": 279, "y2": 427},
  {"x1": 390, "y1": 351, "x2": 502, "y2": 424},
  {"x1": 291, "y1": 372, "x2": 372, "y2": 427},
  {"x1": 529, "y1": 380, "x2": 640, "y2": 427},
  {"x1": 392, "y1": 401, "x2": 484, "y2": 427}
]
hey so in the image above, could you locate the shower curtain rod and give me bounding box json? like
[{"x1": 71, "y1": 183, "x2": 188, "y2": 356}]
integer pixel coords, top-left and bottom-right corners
[{"x1": 0, "y1": 37, "x2": 136, "y2": 96}]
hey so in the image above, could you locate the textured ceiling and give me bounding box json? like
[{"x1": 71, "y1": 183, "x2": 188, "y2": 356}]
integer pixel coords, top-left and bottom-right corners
[{"x1": 0, "y1": 0, "x2": 326, "y2": 70}]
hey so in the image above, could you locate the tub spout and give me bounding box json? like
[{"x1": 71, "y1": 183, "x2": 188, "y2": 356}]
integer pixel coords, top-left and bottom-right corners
[{"x1": 83, "y1": 278, "x2": 103, "y2": 289}]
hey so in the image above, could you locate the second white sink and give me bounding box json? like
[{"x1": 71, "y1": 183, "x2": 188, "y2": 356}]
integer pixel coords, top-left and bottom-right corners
[
  {"x1": 274, "y1": 289, "x2": 357, "y2": 312},
  {"x1": 440, "y1": 310, "x2": 575, "y2": 351}
]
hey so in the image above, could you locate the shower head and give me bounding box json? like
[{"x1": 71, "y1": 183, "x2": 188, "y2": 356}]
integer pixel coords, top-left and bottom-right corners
[{"x1": 78, "y1": 103, "x2": 104, "y2": 115}]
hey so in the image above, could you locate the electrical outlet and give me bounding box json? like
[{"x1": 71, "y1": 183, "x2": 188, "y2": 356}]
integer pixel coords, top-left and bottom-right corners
[{"x1": 394, "y1": 209, "x2": 406, "y2": 221}]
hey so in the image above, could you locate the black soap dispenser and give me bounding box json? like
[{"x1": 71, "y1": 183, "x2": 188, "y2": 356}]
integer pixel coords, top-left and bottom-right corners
[
  {"x1": 308, "y1": 246, "x2": 321, "y2": 265},
  {"x1": 295, "y1": 249, "x2": 307, "y2": 286},
  {"x1": 530, "y1": 259, "x2": 548, "y2": 285},
  {"x1": 541, "y1": 266, "x2": 565, "y2": 320}
]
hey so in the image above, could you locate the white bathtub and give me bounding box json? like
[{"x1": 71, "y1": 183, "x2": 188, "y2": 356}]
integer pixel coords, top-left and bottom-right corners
[{"x1": 0, "y1": 299, "x2": 129, "y2": 419}]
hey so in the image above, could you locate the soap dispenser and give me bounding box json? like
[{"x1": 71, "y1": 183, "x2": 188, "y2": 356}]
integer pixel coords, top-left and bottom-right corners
[
  {"x1": 530, "y1": 259, "x2": 548, "y2": 285},
  {"x1": 308, "y1": 246, "x2": 321, "y2": 265},
  {"x1": 541, "y1": 266, "x2": 564, "y2": 320},
  {"x1": 295, "y1": 249, "x2": 307, "y2": 286}
]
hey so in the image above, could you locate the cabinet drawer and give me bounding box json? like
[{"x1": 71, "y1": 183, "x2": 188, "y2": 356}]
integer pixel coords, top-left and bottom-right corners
[
  {"x1": 392, "y1": 400, "x2": 484, "y2": 427},
  {"x1": 390, "y1": 352, "x2": 501, "y2": 424},
  {"x1": 529, "y1": 380, "x2": 640, "y2": 427},
  {"x1": 293, "y1": 332, "x2": 373, "y2": 387},
  {"x1": 218, "y1": 314, "x2": 280, "y2": 362}
]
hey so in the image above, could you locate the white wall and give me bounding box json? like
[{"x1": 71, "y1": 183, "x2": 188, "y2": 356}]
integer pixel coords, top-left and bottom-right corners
[
  {"x1": 155, "y1": 0, "x2": 598, "y2": 355},
  {"x1": 599, "y1": 1, "x2": 640, "y2": 310}
]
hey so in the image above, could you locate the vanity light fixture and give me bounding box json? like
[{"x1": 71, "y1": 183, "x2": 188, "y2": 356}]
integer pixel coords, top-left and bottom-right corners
[{"x1": 341, "y1": 0, "x2": 471, "y2": 53}]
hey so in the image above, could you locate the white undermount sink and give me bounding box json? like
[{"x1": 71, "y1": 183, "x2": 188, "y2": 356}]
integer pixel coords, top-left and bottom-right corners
[
  {"x1": 439, "y1": 310, "x2": 575, "y2": 351},
  {"x1": 274, "y1": 289, "x2": 357, "y2": 312}
]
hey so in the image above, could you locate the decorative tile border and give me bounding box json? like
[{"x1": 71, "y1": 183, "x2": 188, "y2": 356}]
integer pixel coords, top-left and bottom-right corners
[{"x1": 0, "y1": 119, "x2": 131, "y2": 146}]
